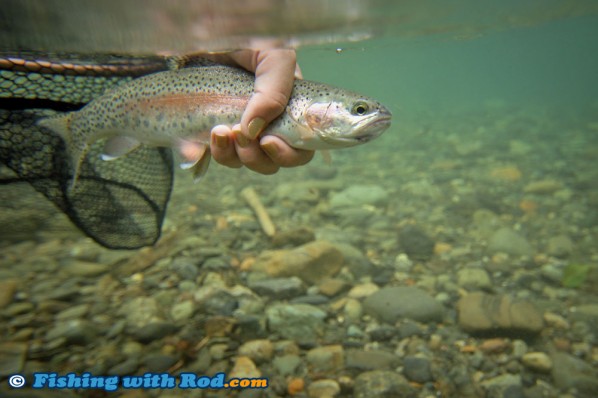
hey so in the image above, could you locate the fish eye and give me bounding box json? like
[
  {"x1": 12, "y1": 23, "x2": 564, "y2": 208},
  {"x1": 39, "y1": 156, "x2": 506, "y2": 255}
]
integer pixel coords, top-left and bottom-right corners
[{"x1": 351, "y1": 101, "x2": 370, "y2": 116}]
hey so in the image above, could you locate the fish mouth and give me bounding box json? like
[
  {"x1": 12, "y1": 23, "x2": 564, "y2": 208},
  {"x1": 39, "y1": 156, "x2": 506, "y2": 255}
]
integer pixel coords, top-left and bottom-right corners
[{"x1": 353, "y1": 114, "x2": 392, "y2": 142}]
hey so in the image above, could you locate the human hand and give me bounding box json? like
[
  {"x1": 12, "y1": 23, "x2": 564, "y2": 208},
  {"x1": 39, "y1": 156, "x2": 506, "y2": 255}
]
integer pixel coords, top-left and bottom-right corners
[{"x1": 208, "y1": 49, "x2": 314, "y2": 174}]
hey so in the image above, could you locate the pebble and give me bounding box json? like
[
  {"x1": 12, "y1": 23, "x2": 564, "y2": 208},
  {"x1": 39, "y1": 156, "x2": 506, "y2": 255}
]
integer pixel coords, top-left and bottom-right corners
[
  {"x1": 169, "y1": 257, "x2": 199, "y2": 280},
  {"x1": 345, "y1": 349, "x2": 398, "y2": 370},
  {"x1": 306, "y1": 345, "x2": 344, "y2": 373},
  {"x1": 248, "y1": 277, "x2": 305, "y2": 299},
  {"x1": 347, "y1": 282, "x2": 379, "y2": 299},
  {"x1": 487, "y1": 228, "x2": 533, "y2": 257},
  {"x1": 129, "y1": 322, "x2": 178, "y2": 343},
  {"x1": 457, "y1": 268, "x2": 492, "y2": 290},
  {"x1": 334, "y1": 243, "x2": 373, "y2": 278},
  {"x1": 54, "y1": 304, "x2": 90, "y2": 320},
  {"x1": 0, "y1": 342, "x2": 27, "y2": 374},
  {"x1": 480, "y1": 373, "x2": 522, "y2": 392},
  {"x1": 457, "y1": 292, "x2": 543, "y2": 335},
  {"x1": 369, "y1": 325, "x2": 399, "y2": 341},
  {"x1": 252, "y1": 240, "x2": 344, "y2": 284},
  {"x1": 398, "y1": 225, "x2": 435, "y2": 261},
  {"x1": 273, "y1": 354, "x2": 302, "y2": 376},
  {"x1": 238, "y1": 339, "x2": 274, "y2": 364},
  {"x1": 266, "y1": 303, "x2": 327, "y2": 343},
  {"x1": 229, "y1": 356, "x2": 261, "y2": 379},
  {"x1": 170, "y1": 300, "x2": 195, "y2": 322},
  {"x1": 343, "y1": 298, "x2": 363, "y2": 321},
  {"x1": 108, "y1": 358, "x2": 139, "y2": 375},
  {"x1": 0, "y1": 279, "x2": 18, "y2": 308},
  {"x1": 403, "y1": 356, "x2": 434, "y2": 383},
  {"x1": 551, "y1": 352, "x2": 598, "y2": 394},
  {"x1": 318, "y1": 278, "x2": 349, "y2": 297},
  {"x1": 353, "y1": 370, "x2": 417, "y2": 398},
  {"x1": 142, "y1": 353, "x2": 178, "y2": 372},
  {"x1": 120, "y1": 297, "x2": 161, "y2": 328},
  {"x1": 45, "y1": 319, "x2": 97, "y2": 345},
  {"x1": 329, "y1": 184, "x2": 389, "y2": 208},
  {"x1": 546, "y1": 235, "x2": 574, "y2": 258},
  {"x1": 523, "y1": 179, "x2": 563, "y2": 194},
  {"x1": 363, "y1": 286, "x2": 444, "y2": 323},
  {"x1": 271, "y1": 227, "x2": 315, "y2": 247},
  {"x1": 543, "y1": 312, "x2": 570, "y2": 329},
  {"x1": 308, "y1": 379, "x2": 341, "y2": 398},
  {"x1": 63, "y1": 261, "x2": 109, "y2": 277},
  {"x1": 521, "y1": 352, "x2": 552, "y2": 372}
]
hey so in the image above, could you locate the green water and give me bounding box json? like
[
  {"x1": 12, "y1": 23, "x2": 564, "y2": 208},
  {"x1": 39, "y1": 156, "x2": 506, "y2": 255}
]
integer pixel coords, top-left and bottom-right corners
[
  {"x1": 299, "y1": 15, "x2": 598, "y2": 114},
  {"x1": 2, "y1": 4, "x2": 598, "y2": 397}
]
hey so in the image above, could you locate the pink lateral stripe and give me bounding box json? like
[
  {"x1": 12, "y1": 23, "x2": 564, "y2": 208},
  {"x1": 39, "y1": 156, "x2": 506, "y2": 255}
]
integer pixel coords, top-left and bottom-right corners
[{"x1": 138, "y1": 93, "x2": 250, "y2": 113}]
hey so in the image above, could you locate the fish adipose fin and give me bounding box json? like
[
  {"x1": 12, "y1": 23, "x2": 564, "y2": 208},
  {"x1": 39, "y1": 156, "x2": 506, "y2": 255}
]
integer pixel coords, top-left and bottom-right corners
[
  {"x1": 37, "y1": 113, "x2": 87, "y2": 191},
  {"x1": 101, "y1": 137, "x2": 142, "y2": 161}
]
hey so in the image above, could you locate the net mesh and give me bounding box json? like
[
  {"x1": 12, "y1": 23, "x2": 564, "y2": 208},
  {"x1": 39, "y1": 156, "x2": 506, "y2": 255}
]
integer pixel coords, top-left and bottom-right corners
[{"x1": 0, "y1": 54, "x2": 174, "y2": 249}]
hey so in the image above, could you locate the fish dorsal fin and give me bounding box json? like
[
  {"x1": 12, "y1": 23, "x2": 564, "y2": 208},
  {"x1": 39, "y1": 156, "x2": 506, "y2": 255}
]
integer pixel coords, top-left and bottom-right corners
[{"x1": 101, "y1": 136, "x2": 141, "y2": 161}]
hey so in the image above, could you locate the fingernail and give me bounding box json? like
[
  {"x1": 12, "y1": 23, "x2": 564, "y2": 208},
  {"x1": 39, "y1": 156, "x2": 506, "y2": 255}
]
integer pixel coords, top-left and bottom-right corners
[
  {"x1": 247, "y1": 117, "x2": 266, "y2": 139},
  {"x1": 236, "y1": 132, "x2": 249, "y2": 147},
  {"x1": 212, "y1": 133, "x2": 229, "y2": 149},
  {"x1": 261, "y1": 142, "x2": 278, "y2": 159}
]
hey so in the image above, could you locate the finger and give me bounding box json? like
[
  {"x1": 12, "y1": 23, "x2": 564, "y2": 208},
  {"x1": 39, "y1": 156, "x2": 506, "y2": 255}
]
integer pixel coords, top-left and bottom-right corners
[
  {"x1": 210, "y1": 125, "x2": 243, "y2": 168},
  {"x1": 259, "y1": 136, "x2": 315, "y2": 167},
  {"x1": 295, "y1": 63, "x2": 303, "y2": 80},
  {"x1": 234, "y1": 132, "x2": 280, "y2": 175},
  {"x1": 228, "y1": 49, "x2": 297, "y2": 140}
]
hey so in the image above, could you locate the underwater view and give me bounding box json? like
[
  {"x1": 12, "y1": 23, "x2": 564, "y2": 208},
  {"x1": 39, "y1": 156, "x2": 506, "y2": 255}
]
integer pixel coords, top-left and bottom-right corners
[{"x1": 1, "y1": 1, "x2": 598, "y2": 397}]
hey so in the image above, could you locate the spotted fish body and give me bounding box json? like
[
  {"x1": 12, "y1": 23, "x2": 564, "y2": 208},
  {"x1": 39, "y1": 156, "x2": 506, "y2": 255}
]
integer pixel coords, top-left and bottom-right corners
[{"x1": 38, "y1": 64, "x2": 392, "y2": 187}]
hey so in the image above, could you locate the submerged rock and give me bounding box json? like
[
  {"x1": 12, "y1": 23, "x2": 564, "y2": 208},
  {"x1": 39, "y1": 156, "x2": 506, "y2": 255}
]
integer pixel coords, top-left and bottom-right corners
[
  {"x1": 248, "y1": 277, "x2": 305, "y2": 299},
  {"x1": 457, "y1": 268, "x2": 492, "y2": 291},
  {"x1": 252, "y1": 240, "x2": 344, "y2": 284},
  {"x1": 457, "y1": 292, "x2": 543, "y2": 335},
  {"x1": 266, "y1": 303, "x2": 327, "y2": 343},
  {"x1": 0, "y1": 279, "x2": 17, "y2": 309},
  {"x1": 354, "y1": 370, "x2": 417, "y2": 398},
  {"x1": 546, "y1": 234, "x2": 574, "y2": 258},
  {"x1": 403, "y1": 356, "x2": 434, "y2": 383},
  {"x1": 329, "y1": 184, "x2": 389, "y2": 208},
  {"x1": 551, "y1": 352, "x2": 598, "y2": 394},
  {"x1": 0, "y1": 342, "x2": 27, "y2": 374},
  {"x1": 487, "y1": 228, "x2": 533, "y2": 257},
  {"x1": 398, "y1": 225, "x2": 435, "y2": 261},
  {"x1": 363, "y1": 286, "x2": 443, "y2": 323},
  {"x1": 306, "y1": 345, "x2": 344, "y2": 374}
]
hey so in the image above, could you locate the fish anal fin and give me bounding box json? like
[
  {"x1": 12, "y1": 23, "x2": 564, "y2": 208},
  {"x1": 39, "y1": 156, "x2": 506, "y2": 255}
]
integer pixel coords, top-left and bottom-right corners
[{"x1": 177, "y1": 140, "x2": 211, "y2": 182}]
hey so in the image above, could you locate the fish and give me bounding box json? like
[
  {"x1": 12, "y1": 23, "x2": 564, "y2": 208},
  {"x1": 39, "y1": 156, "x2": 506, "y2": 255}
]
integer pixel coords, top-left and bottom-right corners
[{"x1": 38, "y1": 64, "x2": 392, "y2": 189}]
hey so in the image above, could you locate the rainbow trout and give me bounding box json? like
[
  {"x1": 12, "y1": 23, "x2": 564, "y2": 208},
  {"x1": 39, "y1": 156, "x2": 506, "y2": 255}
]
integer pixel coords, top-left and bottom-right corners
[{"x1": 38, "y1": 64, "x2": 391, "y2": 188}]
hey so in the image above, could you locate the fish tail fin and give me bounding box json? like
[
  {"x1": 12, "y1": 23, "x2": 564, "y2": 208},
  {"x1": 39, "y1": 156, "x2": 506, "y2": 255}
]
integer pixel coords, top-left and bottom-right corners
[{"x1": 38, "y1": 113, "x2": 88, "y2": 191}]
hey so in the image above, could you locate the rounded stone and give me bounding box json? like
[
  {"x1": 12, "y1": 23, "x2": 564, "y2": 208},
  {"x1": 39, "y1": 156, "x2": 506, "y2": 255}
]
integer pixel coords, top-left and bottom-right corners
[
  {"x1": 363, "y1": 286, "x2": 443, "y2": 323},
  {"x1": 521, "y1": 352, "x2": 552, "y2": 373}
]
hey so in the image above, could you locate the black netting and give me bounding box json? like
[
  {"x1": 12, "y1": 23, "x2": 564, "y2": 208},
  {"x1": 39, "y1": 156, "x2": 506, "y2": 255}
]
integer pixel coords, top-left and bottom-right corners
[
  {"x1": 0, "y1": 53, "x2": 174, "y2": 249},
  {"x1": 0, "y1": 108, "x2": 173, "y2": 249}
]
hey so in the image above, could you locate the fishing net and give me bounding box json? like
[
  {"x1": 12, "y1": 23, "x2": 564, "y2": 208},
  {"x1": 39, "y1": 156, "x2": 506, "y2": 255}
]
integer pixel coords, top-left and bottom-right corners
[{"x1": 0, "y1": 54, "x2": 174, "y2": 249}]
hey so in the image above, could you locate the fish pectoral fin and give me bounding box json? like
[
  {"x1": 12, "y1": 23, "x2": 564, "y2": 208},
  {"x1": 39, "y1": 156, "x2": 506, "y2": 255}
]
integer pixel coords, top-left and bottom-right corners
[
  {"x1": 320, "y1": 150, "x2": 332, "y2": 165},
  {"x1": 178, "y1": 141, "x2": 211, "y2": 182},
  {"x1": 101, "y1": 136, "x2": 142, "y2": 161}
]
